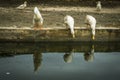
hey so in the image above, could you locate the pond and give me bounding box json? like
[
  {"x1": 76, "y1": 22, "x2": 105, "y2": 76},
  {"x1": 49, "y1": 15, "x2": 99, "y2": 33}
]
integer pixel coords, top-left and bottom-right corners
[{"x1": 0, "y1": 42, "x2": 120, "y2": 80}]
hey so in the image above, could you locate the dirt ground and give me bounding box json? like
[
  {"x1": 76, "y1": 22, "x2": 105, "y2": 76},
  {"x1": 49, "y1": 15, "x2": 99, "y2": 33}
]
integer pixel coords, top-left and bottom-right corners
[{"x1": 0, "y1": 2, "x2": 120, "y2": 28}]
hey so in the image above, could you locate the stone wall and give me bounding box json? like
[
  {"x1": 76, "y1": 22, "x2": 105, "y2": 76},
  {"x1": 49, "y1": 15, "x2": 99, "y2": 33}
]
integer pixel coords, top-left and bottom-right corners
[
  {"x1": 0, "y1": 27, "x2": 119, "y2": 42},
  {"x1": 0, "y1": 0, "x2": 119, "y2": 3},
  {"x1": 0, "y1": 0, "x2": 119, "y2": 7}
]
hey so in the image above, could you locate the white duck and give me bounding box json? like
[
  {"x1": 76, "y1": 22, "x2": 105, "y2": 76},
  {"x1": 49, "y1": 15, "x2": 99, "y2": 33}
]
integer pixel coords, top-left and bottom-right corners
[
  {"x1": 85, "y1": 15, "x2": 96, "y2": 40},
  {"x1": 17, "y1": 1, "x2": 27, "y2": 9},
  {"x1": 64, "y1": 15, "x2": 75, "y2": 38},
  {"x1": 96, "y1": 1, "x2": 102, "y2": 11},
  {"x1": 33, "y1": 7, "x2": 43, "y2": 30}
]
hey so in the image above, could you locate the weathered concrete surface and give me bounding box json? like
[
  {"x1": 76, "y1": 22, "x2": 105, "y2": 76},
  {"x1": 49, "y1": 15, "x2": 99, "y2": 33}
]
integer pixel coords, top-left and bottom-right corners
[{"x1": 0, "y1": 27, "x2": 120, "y2": 42}]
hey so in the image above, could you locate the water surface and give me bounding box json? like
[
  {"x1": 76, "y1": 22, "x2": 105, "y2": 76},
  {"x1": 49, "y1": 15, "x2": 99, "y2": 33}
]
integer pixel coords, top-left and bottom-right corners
[{"x1": 0, "y1": 43, "x2": 120, "y2": 80}]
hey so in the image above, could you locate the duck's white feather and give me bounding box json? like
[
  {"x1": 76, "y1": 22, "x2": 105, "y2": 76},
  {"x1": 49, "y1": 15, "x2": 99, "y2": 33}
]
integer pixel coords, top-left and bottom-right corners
[
  {"x1": 85, "y1": 15, "x2": 96, "y2": 39},
  {"x1": 17, "y1": 1, "x2": 27, "y2": 9},
  {"x1": 64, "y1": 15, "x2": 75, "y2": 38},
  {"x1": 33, "y1": 7, "x2": 43, "y2": 25},
  {"x1": 96, "y1": 1, "x2": 102, "y2": 11}
]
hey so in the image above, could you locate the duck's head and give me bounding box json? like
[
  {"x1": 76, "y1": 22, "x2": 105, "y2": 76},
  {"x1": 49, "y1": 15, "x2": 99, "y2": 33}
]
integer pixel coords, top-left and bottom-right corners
[
  {"x1": 96, "y1": 1, "x2": 101, "y2": 4},
  {"x1": 24, "y1": 1, "x2": 27, "y2": 4},
  {"x1": 98, "y1": 1, "x2": 101, "y2": 4}
]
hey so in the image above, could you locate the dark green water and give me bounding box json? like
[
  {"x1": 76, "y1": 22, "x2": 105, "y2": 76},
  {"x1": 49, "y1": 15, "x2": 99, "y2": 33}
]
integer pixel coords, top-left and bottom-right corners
[{"x1": 0, "y1": 42, "x2": 120, "y2": 80}]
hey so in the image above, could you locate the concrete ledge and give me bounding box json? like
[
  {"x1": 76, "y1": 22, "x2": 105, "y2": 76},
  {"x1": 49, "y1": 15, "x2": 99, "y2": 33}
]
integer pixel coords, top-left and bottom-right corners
[
  {"x1": 0, "y1": 27, "x2": 120, "y2": 42},
  {"x1": 0, "y1": 42, "x2": 119, "y2": 55}
]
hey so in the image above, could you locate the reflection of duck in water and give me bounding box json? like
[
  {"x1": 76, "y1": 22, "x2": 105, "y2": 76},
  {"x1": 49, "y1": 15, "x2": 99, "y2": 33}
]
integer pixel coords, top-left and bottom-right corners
[
  {"x1": 63, "y1": 49, "x2": 74, "y2": 63},
  {"x1": 84, "y1": 45, "x2": 94, "y2": 62},
  {"x1": 33, "y1": 51, "x2": 42, "y2": 72}
]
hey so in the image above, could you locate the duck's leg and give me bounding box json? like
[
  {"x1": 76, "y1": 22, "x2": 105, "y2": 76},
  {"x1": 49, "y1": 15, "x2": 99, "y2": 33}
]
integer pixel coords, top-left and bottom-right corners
[
  {"x1": 34, "y1": 26, "x2": 42, "y2": 30},
  {"x1": 72, "y1": 34, "x2": 75, "y2": 38},
  {"x1": 33, "y1": 22, "x2": 43, "y2": 30},
  {"x1": 91, "y1": 29, "x2": 95, "y2": 40},
  {"x1": 92, "y1": 35, "x2": 95, "y2": 40},
  {"x1": 70, "y1": 28, "x2": 75, "y2": 38}
]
